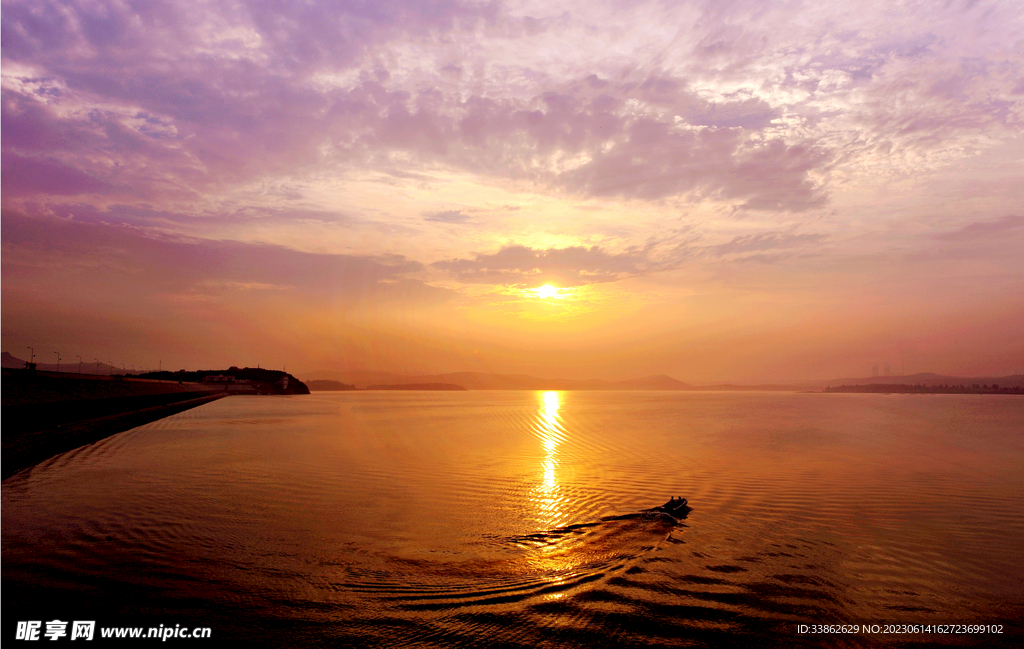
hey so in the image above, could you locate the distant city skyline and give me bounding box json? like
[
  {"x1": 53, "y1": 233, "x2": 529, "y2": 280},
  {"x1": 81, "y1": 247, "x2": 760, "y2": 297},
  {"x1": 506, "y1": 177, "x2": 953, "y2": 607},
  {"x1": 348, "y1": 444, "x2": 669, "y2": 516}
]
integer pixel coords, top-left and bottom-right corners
[{"x1": 3, "y1": 0, "x2": 1023, "y2": 383}]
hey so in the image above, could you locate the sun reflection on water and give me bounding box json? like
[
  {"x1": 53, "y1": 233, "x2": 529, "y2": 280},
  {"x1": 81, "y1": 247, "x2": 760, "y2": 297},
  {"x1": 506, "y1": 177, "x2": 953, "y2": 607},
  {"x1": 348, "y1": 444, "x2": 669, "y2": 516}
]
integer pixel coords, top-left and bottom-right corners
[{"x1": 532, "y1": 391, "x2": 567, "y2": 530}]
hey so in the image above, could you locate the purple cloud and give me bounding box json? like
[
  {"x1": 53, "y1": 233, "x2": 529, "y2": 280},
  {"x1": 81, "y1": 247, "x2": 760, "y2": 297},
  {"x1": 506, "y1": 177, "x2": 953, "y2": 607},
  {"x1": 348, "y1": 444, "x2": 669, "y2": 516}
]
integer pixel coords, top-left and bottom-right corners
[
  {"x1": 432, "y1": 244, "x2": 657, "y2": 286},
  {"x1": 3, "y1": 0, "x2": 834, "y2": 214},
  {"x1": 1, "y1": 211, "x2": 445, "y2": 304},
  {"x1": 1, "y1": 0, "x2": 496, "y2": 203},
  {"x1": 1, "y1": 153, "x2": 111, "y2": 196},
  {"x1": 934, "y1": 215, "x2": 1024, "y2": 242}
]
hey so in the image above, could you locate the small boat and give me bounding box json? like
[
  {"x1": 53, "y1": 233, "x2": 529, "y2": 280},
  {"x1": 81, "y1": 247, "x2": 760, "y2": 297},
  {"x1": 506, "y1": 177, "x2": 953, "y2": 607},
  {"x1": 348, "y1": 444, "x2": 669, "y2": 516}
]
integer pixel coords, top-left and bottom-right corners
[{"x1": 650, "y1": 496, "x2": 691, "y2": 518}]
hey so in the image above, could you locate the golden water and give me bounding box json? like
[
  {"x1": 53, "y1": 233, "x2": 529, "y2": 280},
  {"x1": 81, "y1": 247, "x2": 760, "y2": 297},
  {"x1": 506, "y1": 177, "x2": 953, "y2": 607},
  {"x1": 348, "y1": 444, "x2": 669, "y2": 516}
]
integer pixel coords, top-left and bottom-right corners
[{"x1": 4, "y1": 391, "x2": 1023, "y2": 646}]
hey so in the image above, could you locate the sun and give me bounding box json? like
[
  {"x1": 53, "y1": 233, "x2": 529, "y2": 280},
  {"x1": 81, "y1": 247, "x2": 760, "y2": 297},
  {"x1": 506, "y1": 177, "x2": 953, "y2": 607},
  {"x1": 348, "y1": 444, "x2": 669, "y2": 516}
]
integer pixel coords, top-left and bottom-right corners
[
  {"x1": 520, "y1": 284, "x2": 573, "y2": 303},
  {"x1": 534, "y1": 284, "x2": 560, "y2": 299}
]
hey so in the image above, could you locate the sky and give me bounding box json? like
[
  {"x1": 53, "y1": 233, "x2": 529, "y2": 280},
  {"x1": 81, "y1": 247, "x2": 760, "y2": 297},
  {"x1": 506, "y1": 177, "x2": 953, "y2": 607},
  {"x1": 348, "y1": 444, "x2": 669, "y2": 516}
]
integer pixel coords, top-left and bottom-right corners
[{"x1": 2, "y1": 0, "x2": 1023, "y2": 383}]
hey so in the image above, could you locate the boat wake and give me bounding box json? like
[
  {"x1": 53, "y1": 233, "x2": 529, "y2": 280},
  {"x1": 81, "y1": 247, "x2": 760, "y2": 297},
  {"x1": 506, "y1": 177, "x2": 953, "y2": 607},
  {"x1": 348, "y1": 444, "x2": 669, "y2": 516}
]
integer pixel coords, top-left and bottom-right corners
[{"x1": 339, "y1": 499, "x2": 692, "y2": 609}]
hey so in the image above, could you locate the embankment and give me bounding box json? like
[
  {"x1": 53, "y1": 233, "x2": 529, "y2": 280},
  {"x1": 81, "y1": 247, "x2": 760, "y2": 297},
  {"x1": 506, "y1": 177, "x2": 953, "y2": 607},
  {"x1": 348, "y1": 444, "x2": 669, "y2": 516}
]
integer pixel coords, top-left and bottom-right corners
[{"x1": 2, "y1": 369, "x2": 225, "y2": 479}]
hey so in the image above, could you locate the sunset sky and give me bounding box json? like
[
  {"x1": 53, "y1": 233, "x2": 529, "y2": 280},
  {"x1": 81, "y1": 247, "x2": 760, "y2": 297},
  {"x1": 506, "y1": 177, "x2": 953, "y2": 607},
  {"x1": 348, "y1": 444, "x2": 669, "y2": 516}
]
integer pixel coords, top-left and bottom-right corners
[{"x1": 2, "y1": 0, "x2": 1023, "y2": 383}]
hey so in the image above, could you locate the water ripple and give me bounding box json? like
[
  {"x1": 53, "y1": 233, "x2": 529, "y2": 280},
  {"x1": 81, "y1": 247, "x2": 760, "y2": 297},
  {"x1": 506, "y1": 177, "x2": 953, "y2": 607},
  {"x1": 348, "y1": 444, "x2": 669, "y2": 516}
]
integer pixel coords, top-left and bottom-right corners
[{"x1": 4, "y1": 392, "x2": 1024, "y2": 647}]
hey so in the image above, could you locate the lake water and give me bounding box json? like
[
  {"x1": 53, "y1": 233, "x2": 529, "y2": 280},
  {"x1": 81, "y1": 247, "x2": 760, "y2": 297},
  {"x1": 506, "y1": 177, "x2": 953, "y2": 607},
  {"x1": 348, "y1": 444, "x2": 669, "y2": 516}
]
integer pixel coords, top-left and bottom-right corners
[{"x1": 3, "y1": 391, "x2": 1023, "y2": 647}]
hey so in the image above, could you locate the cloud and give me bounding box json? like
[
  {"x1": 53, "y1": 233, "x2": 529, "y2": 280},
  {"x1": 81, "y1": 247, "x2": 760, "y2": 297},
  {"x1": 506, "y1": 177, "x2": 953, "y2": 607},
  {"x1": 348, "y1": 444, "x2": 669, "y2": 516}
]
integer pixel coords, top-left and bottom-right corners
[
  {"x1": 934, "y1": 215, "x2": 1024, "y2": 242},
  {"x1": 432, "y1": 226, "x2": 833, "y2": 287},
  {"x1": 423, "y1": 210, "x2": 469, "y2": 223},
  {"x1": 2, "y1": 0, "x2": 835, "y2": 214},
  {"x1": 1, "y1": 0, "x2": 496, "y2": 203},
  {"x1": 433, "y1": 71, "x2": 824, "y2": 208},
  {"x1": 711, "y1": 232, "x2": 827, "y2": 257},
  {"x1": 0, "y1": 211, "x2": 449, "y2": 305},
  {"x1": 1, "y1": 152, "x2": 112, "y2": 196},
  {"x1": 7, "y1": 0, "x2": 1019, "y2": 223},
  {"x1": 560, "y1": 120, "x2": 829, "y2": 209},
  {"x1": 432, "y1": 243, "x2": 660, "y2": 286}
]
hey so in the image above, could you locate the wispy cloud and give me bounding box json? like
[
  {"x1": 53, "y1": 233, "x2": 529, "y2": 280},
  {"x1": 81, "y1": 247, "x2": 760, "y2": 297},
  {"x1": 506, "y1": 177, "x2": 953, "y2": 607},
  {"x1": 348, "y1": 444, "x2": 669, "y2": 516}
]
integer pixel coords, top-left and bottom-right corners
[
  {"x1": 432, "y1": 244, "x2": 654, "y2": 286},
  {"x1": 3, "y1": 0, "x2": 1020, "y2": 222},
  {"x1": 423, "y1": 210, "x2": 470, "y2": 223},
  {"x1": 711, "y1": 232, "x2": 827, "y2": 257},
  {"x1": 1, "y1": 211, "x2": 443, "y2": 304},
  {"x1": 934, "y1": 215, "x2": 1024, "y2": 242}
]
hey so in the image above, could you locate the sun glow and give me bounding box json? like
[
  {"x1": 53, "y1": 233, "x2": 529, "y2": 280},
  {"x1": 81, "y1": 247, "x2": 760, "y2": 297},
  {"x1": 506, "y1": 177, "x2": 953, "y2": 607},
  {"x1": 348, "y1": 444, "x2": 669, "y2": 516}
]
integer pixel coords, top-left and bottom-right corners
[{"x1": 533, "y1": 284, "x2": 562, "y2": 299}]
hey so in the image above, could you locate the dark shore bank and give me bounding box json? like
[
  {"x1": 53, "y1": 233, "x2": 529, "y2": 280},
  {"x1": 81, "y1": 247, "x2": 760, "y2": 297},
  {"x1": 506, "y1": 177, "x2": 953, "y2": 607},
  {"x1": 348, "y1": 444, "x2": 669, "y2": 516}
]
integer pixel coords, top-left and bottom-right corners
[
  {"x1": 2, "y1": 367, "x2": 310, "y2": 479},
  {"x1": 824, "y1": 383, "x2": 1023, "y2": 394},
  {"x1": 2, "y1": 369, "x2": 226, "y2": 479}
]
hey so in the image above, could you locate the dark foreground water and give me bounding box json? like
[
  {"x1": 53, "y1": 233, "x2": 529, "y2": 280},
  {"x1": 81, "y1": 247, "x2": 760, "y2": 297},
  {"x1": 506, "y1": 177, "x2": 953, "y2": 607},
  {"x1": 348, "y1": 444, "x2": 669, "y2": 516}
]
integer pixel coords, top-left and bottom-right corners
[{"x1": 4, "y1": 392, "x2": 1023, "y2": 647}]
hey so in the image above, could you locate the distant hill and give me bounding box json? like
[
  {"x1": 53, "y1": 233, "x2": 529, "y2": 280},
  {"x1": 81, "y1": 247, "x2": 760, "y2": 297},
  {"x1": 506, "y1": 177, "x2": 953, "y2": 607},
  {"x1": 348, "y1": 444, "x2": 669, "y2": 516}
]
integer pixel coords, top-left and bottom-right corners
[
  {"x1": 821, "y1": 372, "x2": 1024, "y2": 389},
  {"x1": 307, "y1": 380, "x2": 357, "y2": 391},
  {"x1": 825, "y1": 383, "x2": 1021, "y2": 394},
  {"x1": 612, "y1": 374, "x2": 691, "y2": 390},
  {"x1": 300, "y1": 367, "x2": 1024, "y2": 392},
  {"x1": 135, "y1": 367, "x2": 310, "y2": 395},
  {"x1": 2, "y1": 352, "x2": 25, "y2": 368},
  {"x1": 15, "y1": 352, "x2": 1018, "y2": 392},
  {"x1": 300, "y1": 370, "x2": 691, "y2": 391},
  {"x1": 366, "y1": 383, "x2": 468, "y2": 391},
  {"x1": 689, "y1": 383, "x2": 816, "y2": 392},
  {"x1": 302, "y1": 370, "x2": 408, "y2": 386}
]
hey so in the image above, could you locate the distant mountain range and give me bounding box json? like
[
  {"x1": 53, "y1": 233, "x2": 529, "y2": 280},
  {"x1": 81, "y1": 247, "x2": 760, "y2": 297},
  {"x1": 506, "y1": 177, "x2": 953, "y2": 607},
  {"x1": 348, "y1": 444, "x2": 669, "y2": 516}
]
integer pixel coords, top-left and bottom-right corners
[
  {"x1": 302, "y1": 368, "x2": 1024, "y2": 391},
  {"x1": 8, "y1": 351, "x2": 1021, "y2": 390},
  {"x1": 819, "y1": 372, "x2": 1024, "y2": 389},
  {"x1": 300, "y1": 370, "x2": 692, "y2": 391},
  {"x1": 366, "y1": 383, "x2": 469, "y2": 391}
]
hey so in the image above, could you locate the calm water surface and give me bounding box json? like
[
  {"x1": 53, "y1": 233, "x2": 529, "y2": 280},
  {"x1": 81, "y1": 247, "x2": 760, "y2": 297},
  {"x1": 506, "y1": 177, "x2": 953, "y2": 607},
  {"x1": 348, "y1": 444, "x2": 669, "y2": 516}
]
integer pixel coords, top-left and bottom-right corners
[{"x1": 4, "y1": 391, "x2": 1023, "y2": 647}]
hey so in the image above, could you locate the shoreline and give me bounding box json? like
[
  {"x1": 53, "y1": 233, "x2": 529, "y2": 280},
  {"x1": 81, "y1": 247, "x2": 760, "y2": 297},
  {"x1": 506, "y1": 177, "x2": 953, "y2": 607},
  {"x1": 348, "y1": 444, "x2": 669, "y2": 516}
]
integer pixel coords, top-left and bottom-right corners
[
  {"x1": 2, "y1": 369, "x2": 227, "y2": 479},
  {"x1": 2, "y1": 391, "x2": 228, "y2": 480}
]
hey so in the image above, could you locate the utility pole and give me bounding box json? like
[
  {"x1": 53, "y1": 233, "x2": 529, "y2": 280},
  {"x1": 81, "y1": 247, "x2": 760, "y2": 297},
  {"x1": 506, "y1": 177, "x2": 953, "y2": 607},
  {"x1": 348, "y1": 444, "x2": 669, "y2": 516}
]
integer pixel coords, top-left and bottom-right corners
[
  {"x1": 27, "y1": 347, "x2": 35, "y2": 364},
  {"x1": 54, "y1": 351, "x2": 61, "y2": 373},
  {"x1": 77, "y1": 355, "x2": 83, "y2": 374}
]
